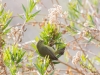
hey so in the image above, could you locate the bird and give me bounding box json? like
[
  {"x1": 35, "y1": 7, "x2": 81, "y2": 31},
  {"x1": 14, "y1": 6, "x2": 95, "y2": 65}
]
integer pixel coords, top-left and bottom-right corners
[
  {"x1": 36, "y1": 40, "x2": 74, "y2": 69},
  {"x1": 36, "y1": 40, "x2": 58, "y2": 60}
]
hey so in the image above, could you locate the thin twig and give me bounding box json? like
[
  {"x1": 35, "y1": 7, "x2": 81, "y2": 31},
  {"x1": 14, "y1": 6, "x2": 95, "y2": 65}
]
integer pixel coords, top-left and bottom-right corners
[
  {"x1": 56, "y1": 0, "x2": 59, "y2": 5},
  {"x1": 57, "y1": 60, "x2": 85, "y2": 75},
  {"x1": 0, "y1": 48, "x2": 7, "y2": 75}
]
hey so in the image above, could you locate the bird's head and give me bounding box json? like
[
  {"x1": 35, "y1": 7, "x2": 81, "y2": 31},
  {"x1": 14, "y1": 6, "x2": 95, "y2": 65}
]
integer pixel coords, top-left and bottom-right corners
[
  {"x1": 37, "y1": 40, "x2": 44, "y2": 47},
  {"x1": 38, "y1": 40, "x2": 44, "y2": 44}
]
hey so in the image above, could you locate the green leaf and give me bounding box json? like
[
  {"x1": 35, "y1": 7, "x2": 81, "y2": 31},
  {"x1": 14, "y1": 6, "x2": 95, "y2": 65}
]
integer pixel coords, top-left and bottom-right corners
[
  {"x1": 70, "y1": 21, "x2": 75, "y2": 28},
  {"x1": 16, "y1": 51, "x2": 25, "y2": 64},
  {"x1": 26, "y1": 10, "x2": 40, "y2": 22},
  {"x1": 72, "y1": 7, "x2": 80, "y2": 13},
  {"x1": 35, "y1": 37, "x2": 39, "y2": 42},
  {"x1": 2, "y1": 18, "x2": 12, "y2": 30},
  {"x1": 77, "y1": 0, "x2": 82, "y2": 6},
  {"x1": 6, "y1": 50, "x2": 11, "y2": 60},
  {"x1": 92, "y1": 0, "x2": 98, "y2": 6},
  {"x1": 29, "y1": 1, "x2": 36, "y2": 12},
  {"x1": 88, "y1": 36, "x2": 93, "y2": 43},
  {"x1": 3, "y1": 27, "x2": 11, "y2": 35},
  {"x1": 34, "y1": 64, "x2": 41, "y2": 74},
  {"x1": 31, "y1": 43, "x2": 39, "y2": 54},
  {"x1": 22, "y1": 4, "x2": 26, "y2": 12},
  {"x1": 0, "y1": 8, "x2": 4, "y2": 16},
  {"x1": 31, "y1": 10, "x2": 40, "y2": 18},
  {"x1": 87, "y1": 14, "x2": 95, "y2": 27},
  {"x1": 81, "y1": 54, "x2": 87, "y2": 62},
  {"x1": 66, "y1": 26, "x2": 77, "y2": 36},
  {"x1": 18, "y1": 14, "x2": 24, "y2": 20},
  {"x1": 10, "y1": 52, "x2": 15, "y2": 62}
]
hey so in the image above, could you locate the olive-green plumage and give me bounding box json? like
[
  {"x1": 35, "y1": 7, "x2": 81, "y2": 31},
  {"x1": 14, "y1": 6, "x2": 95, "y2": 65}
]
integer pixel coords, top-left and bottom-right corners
[{"x1": 37, "y1": 40, "x2": 58, "y2": 60}]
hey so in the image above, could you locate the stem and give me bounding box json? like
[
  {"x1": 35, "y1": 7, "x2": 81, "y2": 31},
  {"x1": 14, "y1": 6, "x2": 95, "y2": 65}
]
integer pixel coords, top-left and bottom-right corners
[
  {"x1": 0, "y1": 48, "x2": 7, "y2": 75},
  {"x1": 57, "y1": 59, "x2": 85, "y2": 75},
  {"x1": 56, "y1": 0, "x2": 59, "y2": 5}
]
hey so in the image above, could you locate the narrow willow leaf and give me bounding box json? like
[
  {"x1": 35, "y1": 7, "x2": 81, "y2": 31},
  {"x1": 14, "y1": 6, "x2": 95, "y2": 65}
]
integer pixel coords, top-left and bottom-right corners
[
  {"x1": 3, "y1": 28, "x2": 10, "y2": 35},
  {"x1": 72, "y1": 7, "x2": 80, "y2": 13},
  {"x1": 81, "y1": 54, "x2": 87, "y2": 62},
  {"x1": 25, "y1": 11, "x2": 29, "y2": 21},
  {"x1": 34, "y1": 64, "x2": 41, "y2": 74},
  {"x1": 31, "y1": 10, "x2": 40, "y2": 18},
  {"x1": 0, "y1": 8, "x2": 4, "y2": 16},
  {"x1": 87, "y1": 14, "x2": 95, "y2": 27},
  {"x1": 26, "y1": 10, "x2": 40, "y2": 22},
  {"x1": 2, "y1": 18, "x2": 12, "y2": 30},
  {"x1": 35, "y1": 37, "x2": 39, "y2": 42},
  {"x1": 77, "y1": 0, "x2": 82, "y2": 6},
  {"x1": 22, "y1": 4, "x2": 26, "y2": 12},
  {"x1": 66, "y1": 26, "x2": 77, "y2": 36},
  {"x1": 70, "y1": 21, "x2": 75, "y2": 28},
  {"x1": 18, "y1": 14, "x2": 24, "y2": 20},
  {"x1": 88, "y1": 36, "x2": 93, "y2": 43},
  {"x1": 89, "y1": 15, "x2": 94, "y2": 24},
  {"x1": 31, "y1": 43, "x2": 39, "y2": 54},
  {"x1": 29, "y1": 1, "x2": 36, "y2": 12}
]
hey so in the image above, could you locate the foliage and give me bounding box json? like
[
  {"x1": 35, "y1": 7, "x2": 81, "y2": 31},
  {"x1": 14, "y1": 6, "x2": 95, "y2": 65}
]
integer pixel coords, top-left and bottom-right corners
[
  {"x1": 3, "y1": 45, "x2": 25, "y2": 75},
  {"x1": 34, "y1": 56, "x2": 50, "y2": 75},
  {"x1": 21, "y1": 0, "x2": 40, "y2": 22}
]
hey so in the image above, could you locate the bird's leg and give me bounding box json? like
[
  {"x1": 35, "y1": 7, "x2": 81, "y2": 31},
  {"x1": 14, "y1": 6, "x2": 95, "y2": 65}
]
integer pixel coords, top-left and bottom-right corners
[
  {"x1": 47, "y1": 61, "x2": 55, "y2": 72},
  {"x1": 50, "y1": 61, "x2": 55, "y2": 70}
]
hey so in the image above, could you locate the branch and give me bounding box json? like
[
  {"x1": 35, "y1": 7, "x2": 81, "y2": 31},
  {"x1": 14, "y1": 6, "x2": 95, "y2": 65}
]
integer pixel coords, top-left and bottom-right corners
[{"x1": 73, "y1": 36, "x2": 100, "y2": 74}]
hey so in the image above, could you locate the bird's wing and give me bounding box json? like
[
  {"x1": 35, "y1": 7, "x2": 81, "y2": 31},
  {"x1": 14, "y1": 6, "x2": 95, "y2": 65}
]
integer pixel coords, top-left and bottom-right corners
[{"x1": 42, "y1": 45, "x2": 58, "y2": 60}]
